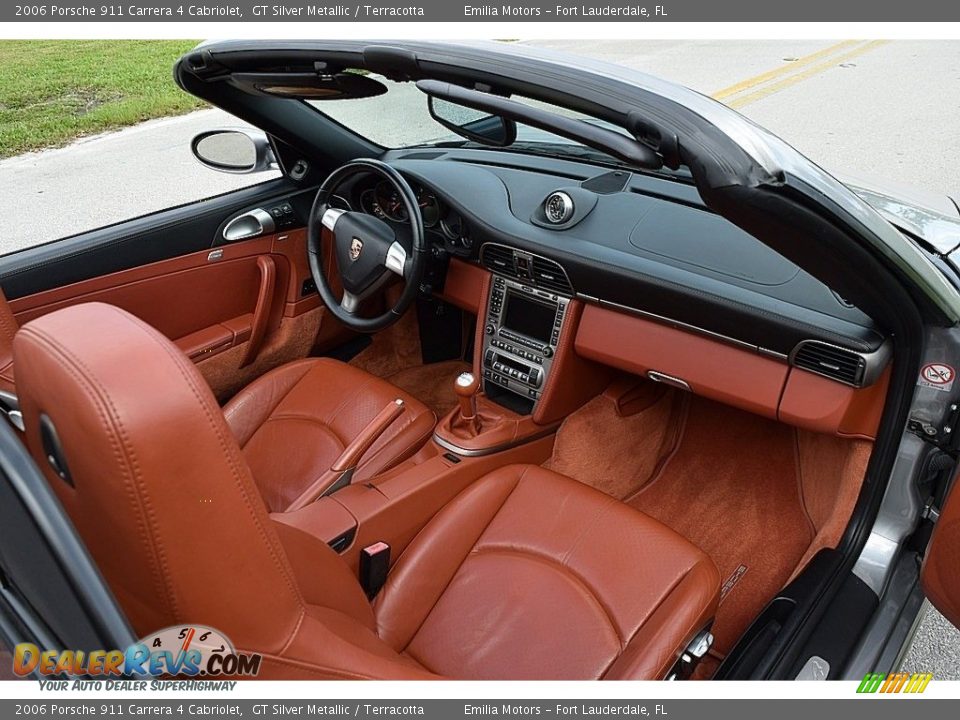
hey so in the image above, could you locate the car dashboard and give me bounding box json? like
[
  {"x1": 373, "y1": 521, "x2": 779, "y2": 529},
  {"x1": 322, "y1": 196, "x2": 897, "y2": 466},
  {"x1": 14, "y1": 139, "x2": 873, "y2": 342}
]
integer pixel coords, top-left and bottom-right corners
[
  {"x1": 320, "y1": 148, "x2": 893, "y2": 438},
  {"x1": 340, "y1": 147, "x2": 887, "y2": 362}
]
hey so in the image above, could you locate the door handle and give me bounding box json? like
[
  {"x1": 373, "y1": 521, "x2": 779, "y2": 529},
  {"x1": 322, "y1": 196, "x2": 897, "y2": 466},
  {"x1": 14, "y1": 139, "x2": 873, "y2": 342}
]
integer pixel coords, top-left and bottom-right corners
[
  {"x1": 241, "y1": 255, "x2": 276, "y2": 368},
  {"x1": 222, "y1": 208, "x2": 276, "y2": 242}
]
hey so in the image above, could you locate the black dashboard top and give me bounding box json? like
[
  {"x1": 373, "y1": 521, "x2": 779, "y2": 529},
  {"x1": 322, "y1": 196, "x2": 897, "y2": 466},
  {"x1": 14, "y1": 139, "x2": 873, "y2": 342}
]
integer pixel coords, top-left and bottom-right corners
[{"x1": 374, "y1": 147, "x2": 885, "y2": 358}]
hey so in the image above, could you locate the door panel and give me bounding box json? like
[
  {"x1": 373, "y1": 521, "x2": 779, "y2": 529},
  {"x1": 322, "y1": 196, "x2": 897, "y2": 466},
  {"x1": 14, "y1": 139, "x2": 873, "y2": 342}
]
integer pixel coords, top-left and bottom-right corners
[
  {"x1": 0, "y1": 165, "x2": 363, "y2": 402},
  {"x1": 0, "y1": 178, "x2": 311, "y2": 299},
  {"x1": 7, "y1": 227, "x2": 348, "y2": 400},
  {"x1": 12, "y1": 242, "x2": 287, "y2": 340},
  {"x1": 921, "y1": 472, "x2": 960, "y2": 628}
]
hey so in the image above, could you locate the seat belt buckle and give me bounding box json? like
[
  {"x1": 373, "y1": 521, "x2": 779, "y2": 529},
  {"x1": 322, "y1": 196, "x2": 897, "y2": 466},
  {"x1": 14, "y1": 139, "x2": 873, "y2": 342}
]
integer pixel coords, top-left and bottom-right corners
[{"x1": 360, "y1": 541, "x2": 390, "y2": 599}]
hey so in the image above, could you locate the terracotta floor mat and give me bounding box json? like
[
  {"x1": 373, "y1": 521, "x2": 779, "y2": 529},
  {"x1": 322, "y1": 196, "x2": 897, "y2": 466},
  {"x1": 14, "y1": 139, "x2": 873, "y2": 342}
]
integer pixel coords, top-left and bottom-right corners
[
  {"x1": 545, "y1": 385, "x2": 681, "y2": 499},
  {"x1": 629, "y1": 395, "x2": 814, "y2": 656},
  {"x1": 386, "y1": 360, "x2": 472, "y2": 417},
  {"x1": 548, "y1": 390, "x2": 817, "y2": 658}
]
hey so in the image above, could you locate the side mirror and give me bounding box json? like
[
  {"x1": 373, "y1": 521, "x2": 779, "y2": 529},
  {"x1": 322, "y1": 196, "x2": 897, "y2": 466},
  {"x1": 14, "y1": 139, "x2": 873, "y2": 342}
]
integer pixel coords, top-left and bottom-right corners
[
  {"x1": 428, "y1": 96, "x2": 516, "y2": 148},
  {"x1": 190, "y1": 128, "x2": 277, "y2": 174}
]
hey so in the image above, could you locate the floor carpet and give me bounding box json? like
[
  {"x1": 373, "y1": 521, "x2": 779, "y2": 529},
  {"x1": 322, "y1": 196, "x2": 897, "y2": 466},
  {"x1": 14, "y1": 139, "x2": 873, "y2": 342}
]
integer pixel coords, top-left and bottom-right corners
[
  {"x1": 548, "y1": 389, "x2": 822, "y2": 659},
  {"x1": 627, "y1": 395, "x2": 815, "y2": 657},
  {"x1": 386, "y1": 359, "x2": 472, "y2": 417}
]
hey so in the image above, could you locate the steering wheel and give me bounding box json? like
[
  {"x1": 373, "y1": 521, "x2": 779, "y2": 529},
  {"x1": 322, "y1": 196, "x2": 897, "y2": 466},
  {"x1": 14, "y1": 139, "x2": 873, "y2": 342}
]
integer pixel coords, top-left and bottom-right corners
[{"x1": 307, "y1": 159, "x2": 427, "y2": 333}]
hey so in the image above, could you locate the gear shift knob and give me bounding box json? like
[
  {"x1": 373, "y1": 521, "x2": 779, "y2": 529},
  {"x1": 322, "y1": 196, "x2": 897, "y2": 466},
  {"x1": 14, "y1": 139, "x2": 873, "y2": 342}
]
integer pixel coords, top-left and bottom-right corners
[
  {"x1": 454, "y1": 372, "x2": 480, "y2": 432},
  {"x1": 455, "y1": 371, "x2": 480, "y2": 397}
]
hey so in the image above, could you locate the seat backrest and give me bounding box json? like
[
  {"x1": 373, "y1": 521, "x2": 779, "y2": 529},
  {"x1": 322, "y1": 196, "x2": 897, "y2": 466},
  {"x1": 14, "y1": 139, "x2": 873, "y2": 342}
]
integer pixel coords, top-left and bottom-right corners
[
  {"x1": 0, "y1": 286, "x2": 18, "y2": 393},
  {"x1": 12, "y1": 302, "x2": 310, "y2": 653}
]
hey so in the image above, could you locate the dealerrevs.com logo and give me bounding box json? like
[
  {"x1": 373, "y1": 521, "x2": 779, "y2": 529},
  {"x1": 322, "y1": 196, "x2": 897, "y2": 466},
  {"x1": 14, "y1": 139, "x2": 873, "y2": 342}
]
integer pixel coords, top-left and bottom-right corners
[{"x1": 12, "y1": 625, "x2": 262, "y2": 684}]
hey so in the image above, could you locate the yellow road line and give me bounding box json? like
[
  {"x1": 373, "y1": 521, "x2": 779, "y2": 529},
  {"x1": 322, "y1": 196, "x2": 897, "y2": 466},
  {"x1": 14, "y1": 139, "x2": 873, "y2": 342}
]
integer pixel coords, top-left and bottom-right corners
[
  {"x1": 725, "y1": 40, "x2": 890, "y2": 110},
  {"x1": 711, "y1": 40, "x2": 859, "y2": 100}
]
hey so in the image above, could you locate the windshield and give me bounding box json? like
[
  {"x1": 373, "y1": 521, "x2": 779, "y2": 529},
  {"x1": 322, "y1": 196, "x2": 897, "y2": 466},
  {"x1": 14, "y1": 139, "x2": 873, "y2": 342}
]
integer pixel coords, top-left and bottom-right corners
[{"x1": 307, "y1": 74, "x2": 653, "y2": 170}]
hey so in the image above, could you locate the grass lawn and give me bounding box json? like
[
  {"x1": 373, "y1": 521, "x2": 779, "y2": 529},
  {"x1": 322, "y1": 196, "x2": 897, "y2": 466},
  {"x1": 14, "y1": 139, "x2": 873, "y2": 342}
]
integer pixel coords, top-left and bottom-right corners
[{"x1": 0, "y1": 40, "x2": 204, "y2": 158}]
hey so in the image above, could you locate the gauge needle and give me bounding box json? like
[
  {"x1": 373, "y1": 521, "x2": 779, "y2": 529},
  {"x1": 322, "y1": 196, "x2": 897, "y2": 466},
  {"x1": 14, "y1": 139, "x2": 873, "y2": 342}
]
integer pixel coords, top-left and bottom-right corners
[{"x1": 181, "y1": 627, "x2": 196, "y2": 653}]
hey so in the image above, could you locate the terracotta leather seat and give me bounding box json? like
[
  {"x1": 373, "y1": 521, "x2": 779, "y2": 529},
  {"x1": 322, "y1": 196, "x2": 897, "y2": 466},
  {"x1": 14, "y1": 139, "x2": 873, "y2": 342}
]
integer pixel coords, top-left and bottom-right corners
[
  {"x1": 223, "y1": 358, "x2": 436, "y2": 512},
  {"x1": 13, "y1": 303, "x2": 721, "y2": 680},
  {"x1": 0, "y1": 287, "x2": 18, "y2": 394}
]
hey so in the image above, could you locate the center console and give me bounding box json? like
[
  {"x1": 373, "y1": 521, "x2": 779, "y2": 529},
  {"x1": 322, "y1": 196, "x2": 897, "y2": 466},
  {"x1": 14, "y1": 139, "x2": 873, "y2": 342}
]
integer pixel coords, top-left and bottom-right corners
[
  {"x1": 433, "y1": 243, "x2": 595, "y2": 456},
  {"x1": 480, "y1": 248, "x2": 572, "y2": 409}
]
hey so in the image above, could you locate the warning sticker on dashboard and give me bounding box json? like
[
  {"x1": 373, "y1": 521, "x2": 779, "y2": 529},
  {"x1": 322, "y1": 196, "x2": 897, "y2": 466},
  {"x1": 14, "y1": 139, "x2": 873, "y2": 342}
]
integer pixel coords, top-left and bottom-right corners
[{"x1": 918, "y1": 363, "x2": 956, "y2": 392}]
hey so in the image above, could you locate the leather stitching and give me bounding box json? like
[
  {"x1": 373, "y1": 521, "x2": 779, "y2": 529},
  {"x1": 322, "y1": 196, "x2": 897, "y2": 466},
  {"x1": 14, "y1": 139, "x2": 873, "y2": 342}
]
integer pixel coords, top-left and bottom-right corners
[
  {"x1": 599, "y1": 561, "x2": 712, "y2": 680},
  {"x1": 256, "y1": 414, "x2": 345, "y2": 447},
  {"x1": 383, "y1": 466, "x2": 524, "y2": 652},
  {"x1": 0, "y1": 290, "x2": 18, "y2": 343},
  {"x1": 356, "y1": 409, "x2": 437, "y2": 477},
  {"x1": 224, "y1": 359, "x2": 316, "y2": 447},
  {"x1": 100, "y1": 306, "x2": 307, "y2": 647},
  {"x1": 466, "y1": 546, "x2": 622, "y2": 649},
  {"x1": 19, "y1": 326, "x2": 179, "y2": 618}
]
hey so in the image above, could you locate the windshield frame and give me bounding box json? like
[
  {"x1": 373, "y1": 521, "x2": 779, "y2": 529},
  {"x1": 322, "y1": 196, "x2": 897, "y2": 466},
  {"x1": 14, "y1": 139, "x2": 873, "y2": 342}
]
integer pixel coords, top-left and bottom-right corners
[{"x1": 301, "y1": 77, "x2": 673, "y2": 175}]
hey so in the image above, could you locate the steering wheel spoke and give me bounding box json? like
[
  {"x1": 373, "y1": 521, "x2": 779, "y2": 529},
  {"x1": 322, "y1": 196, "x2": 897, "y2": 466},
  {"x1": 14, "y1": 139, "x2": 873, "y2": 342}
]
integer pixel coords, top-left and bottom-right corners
[
  {"x1": 385, "y1": 241, "x2": 408, "y2": 278},
  {"x1": 340, "y1": 290, "x2": 361, "y2": 314},
  {"x1": 321, "y1": 207, "x2": 346, "y2": 231}
]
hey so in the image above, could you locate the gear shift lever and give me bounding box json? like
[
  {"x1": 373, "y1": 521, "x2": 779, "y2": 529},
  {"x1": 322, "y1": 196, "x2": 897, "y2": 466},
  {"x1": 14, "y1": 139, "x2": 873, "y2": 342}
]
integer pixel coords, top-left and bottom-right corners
[{"x1": 454, "y1": 371, "x2": 481, "y2": 435}]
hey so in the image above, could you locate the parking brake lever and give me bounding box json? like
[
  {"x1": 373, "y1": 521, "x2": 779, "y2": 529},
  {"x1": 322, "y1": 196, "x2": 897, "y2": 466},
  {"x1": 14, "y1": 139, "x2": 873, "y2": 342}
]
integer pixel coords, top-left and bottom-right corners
[{"x1": 285, "y1": 398, "x2": 406, "y2": 511}]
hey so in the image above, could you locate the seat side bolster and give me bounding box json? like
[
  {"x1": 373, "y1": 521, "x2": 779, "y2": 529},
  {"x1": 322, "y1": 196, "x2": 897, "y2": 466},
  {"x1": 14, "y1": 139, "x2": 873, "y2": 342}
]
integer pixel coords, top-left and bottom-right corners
[
  {"x1": 601, "y1": 556, "x2": 721, "y2": 680},
  {"x1": 222, "y1": 358, "x2": 318, "y2": 445},
  {"x1": 373, "y1": 465, "x2": 528, "y2": 651}
]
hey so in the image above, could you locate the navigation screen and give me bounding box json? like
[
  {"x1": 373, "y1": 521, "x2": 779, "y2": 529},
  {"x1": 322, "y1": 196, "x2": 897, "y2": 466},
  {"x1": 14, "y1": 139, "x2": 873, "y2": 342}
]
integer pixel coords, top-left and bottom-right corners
[{"x1": 502, "y1": 292, "x2": 556, "y2": 343}]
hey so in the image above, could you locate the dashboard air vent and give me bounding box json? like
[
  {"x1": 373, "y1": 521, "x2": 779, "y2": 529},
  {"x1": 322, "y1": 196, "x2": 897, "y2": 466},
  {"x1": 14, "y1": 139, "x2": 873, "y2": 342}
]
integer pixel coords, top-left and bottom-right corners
[
  {"x1": 792, "y1": 341, "x2": 866, "y2": 386},
  {"x1": 480, "y1": 244, "x2": 574, "y2": 296},
  {"x1": 530, "y1": 256, "x2": 573, "y2": 295},
  {"x1": 481, "y1": 244, "x2": 515, "y2": 275}
]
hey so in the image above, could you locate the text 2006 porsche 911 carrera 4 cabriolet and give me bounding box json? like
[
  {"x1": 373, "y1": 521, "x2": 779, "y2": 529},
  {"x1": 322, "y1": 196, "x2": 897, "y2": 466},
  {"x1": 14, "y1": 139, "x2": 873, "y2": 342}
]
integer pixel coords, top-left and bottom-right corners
[{"x1": 1, "y1": 40, "x2": 959, "y2": 682}]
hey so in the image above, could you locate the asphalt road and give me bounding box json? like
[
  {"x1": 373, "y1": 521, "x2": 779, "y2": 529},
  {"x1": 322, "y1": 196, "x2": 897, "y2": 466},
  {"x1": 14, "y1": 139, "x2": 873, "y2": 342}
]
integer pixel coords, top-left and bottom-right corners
[{"x1": 0, "y1": 39, "x2": 958, "y2": 679}]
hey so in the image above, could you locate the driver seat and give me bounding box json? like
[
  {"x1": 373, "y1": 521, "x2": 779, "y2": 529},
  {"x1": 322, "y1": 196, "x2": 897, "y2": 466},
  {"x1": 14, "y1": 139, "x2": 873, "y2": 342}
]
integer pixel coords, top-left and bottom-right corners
[{"x1": 222, "y1": 358, "x2": 436, "y2": 512}]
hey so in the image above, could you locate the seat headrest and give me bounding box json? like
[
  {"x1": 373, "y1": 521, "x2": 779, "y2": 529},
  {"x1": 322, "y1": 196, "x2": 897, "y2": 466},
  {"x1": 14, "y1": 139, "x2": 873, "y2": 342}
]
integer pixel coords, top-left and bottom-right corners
[{"x1": 12, "y1": 303, "x2": 304, "y2": 650}]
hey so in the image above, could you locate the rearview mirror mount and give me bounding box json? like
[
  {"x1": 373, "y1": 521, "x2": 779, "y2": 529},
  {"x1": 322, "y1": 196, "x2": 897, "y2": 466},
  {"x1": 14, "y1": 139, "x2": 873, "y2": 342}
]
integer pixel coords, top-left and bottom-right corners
[{"x1": 428, "y1": 96, "x2": 517, "y2": 147}]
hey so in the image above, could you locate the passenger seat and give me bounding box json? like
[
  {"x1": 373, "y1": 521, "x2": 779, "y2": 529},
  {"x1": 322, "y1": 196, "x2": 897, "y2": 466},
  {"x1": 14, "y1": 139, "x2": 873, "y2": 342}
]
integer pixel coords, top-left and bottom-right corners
[{"x1": 12, "y1": 303, "x2": 721, "y2": 680}]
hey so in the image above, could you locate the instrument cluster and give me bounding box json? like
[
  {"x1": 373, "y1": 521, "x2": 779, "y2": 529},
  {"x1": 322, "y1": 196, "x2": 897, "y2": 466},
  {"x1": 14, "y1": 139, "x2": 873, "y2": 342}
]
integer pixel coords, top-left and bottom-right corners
[{"x1": 354, "y1": 178, "x2": 474, "y2": 255}]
